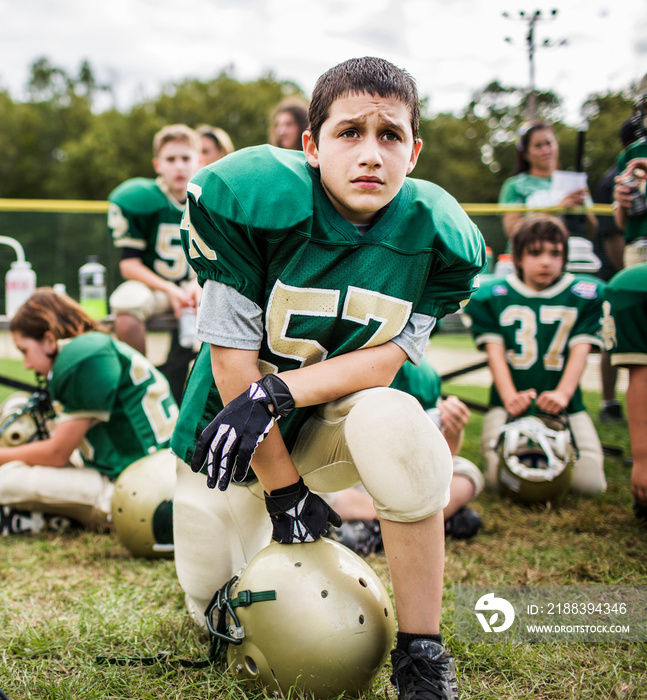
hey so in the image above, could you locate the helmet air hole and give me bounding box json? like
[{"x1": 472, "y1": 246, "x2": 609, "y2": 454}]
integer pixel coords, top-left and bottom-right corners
[
  {"x1": 384, "y1": 608, "x2": 389, "y2": 617},
  {"x1": 358, "y1": 615, "x2": 365, "y2": 624},
  {"x1": 358, "y1": 578, "x2": 367, "y2": 588},
  {"x1": 321, "y1": 590, "x2": 328, "y2": 598},
  {"x1": 244, "y1": 656, "x2": 259, "y2": 676},
  {"x1": 294, "y1": 562, "x2": 302, "y2": 568}
]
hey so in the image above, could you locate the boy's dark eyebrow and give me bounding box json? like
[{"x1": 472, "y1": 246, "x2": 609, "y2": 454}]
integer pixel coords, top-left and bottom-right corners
[{"x1": 332, "y1": 115, "x2": 408, "y2": 136}]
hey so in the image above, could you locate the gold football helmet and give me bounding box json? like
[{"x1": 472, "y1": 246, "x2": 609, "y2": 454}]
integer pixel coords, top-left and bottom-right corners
[
  {"x1": 208, "y1": 537, "x2": 395, "y2": 699},
  {"x1": 111, "y1": 448, "x2": 176, "y2": 558},
  {"x1": 0, "y1": 391, "x2": 56, "y2": 447}
]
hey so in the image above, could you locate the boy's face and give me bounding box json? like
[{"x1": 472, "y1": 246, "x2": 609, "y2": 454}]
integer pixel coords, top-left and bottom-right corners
[
  {"x1": 153, "y1": 141, "x2": 199, "y2": 202},
  {"x1": 303, "y1": 92, "x2": 422, "y2": 225},
  {"x1": 518, "y1": 241, "x2": 564, "y2": 291}
]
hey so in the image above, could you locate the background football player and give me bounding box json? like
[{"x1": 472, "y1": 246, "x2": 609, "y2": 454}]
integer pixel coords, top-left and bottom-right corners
[
  {"x1": 107, "y1": 124, "x2": 202, "y2": 368},
  {"x1": 0, "y1": 289, "x2": 177, "y2": 532},
  {"x1": 603, "y1": 251, "x2": 647, "y2": 521},
  {"x1": 464, "y1": 213, "x2": 606, "y2": 498}
]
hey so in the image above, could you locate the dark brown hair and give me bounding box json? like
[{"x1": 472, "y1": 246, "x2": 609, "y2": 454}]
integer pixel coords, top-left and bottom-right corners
[
  {"x1": 512, "y1": 214, "x2": 569, "y2": 279},
  {"x1": 308, "y1": 57, "x2": 420, "y2": 146},
  {"x1": 513, "y1": 121, "x2": 554, "y2": 175},
  {"x1": 10, "y1": 288, "x2": 97, "y2": 341},
  {"x1": 269, "y1": 97, "x2": 310, "y2": 150}
]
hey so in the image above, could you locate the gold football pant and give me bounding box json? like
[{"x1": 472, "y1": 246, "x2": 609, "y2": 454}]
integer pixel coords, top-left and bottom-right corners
[{"x1": 173, "y1": 387, "x2": 453, "y2": 625}]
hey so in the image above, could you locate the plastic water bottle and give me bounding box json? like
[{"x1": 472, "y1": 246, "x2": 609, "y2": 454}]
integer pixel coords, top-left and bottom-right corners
[
  {"x1": 178, "y1": 306, "x2": 197, "y2": 349},
  {"x1": 494, "y1": 253, "x2": 515, "y2": 277},
  {"x1": 78, "y1": 256, "x2": 107, "y2": 319},
  {"x1": 5, "y1": 260, "x2": 36, "y2": 318}
]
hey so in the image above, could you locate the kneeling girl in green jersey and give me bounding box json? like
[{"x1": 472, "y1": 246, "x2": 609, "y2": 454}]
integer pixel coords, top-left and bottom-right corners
[{"x1": 0, "y1": 289, "x2": 178, "y2": 531}]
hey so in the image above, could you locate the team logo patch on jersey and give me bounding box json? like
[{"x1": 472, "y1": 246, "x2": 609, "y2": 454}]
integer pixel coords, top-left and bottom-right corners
[
  {"x1": 571, "y1": 281, "x2": 598, "y2": 299},
  {"x1": 492, "y1": 285, "x2": 508, "y2": 296}
]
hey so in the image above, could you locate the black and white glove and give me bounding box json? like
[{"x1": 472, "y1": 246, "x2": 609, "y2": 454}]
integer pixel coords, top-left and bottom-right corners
[
  {"x1": 190, "y1": 374, "x2": 295, "y2": 491},
  {"x1": 265, "y1": 477, "x2": 342, "y2": 543}
]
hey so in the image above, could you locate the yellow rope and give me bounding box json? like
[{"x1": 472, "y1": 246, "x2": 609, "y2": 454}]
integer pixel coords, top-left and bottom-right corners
[{"x1": 0, "y1": 199, "x2": 615, "y2": 216}]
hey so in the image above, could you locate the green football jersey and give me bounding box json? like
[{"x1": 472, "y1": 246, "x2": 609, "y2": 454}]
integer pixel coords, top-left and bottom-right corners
[
  {"x1": 49, "y1": 332, "x2": 178, "y2": 479},
  {"x1": 617, "y1": 138, "x2": 647, "y2": 244},
  {"x1": 172, "y1": 145, "x2": 485, "y2": 463},
  {"x1": 107, "y1": 177, "x2": 191, "y2": 282},
  {"x1": 465, "y1": 272, "x2": 605, "y2": 413},
  {"x1": 603, "y1": 263, "x2": 647, "y2": 366}
]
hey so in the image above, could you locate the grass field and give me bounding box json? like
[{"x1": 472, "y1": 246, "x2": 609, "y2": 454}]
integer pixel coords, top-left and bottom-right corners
[{"x1": 1, "y1": 335, "x2": 645, "y2": 699}]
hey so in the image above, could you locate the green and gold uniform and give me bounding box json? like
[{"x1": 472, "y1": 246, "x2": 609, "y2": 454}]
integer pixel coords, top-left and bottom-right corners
[
  {"x1": 603, "y1": 263, "x2": 647, "y2": 366},
  {"x1": 107, "y1": 177, "x2": 191, "y2": 283},
  {"x1": 50, "y1": 332, "x2": 178, "y2": 480},
  {"x1": 465, "y1": 272, "x2": 606, "y2": 495},
  {"x1": 172, "y1": 145, "x2": 486, "y2": 462},
  {"x1": 465, "y1": 272, "x2": 605, "y2": 413}
]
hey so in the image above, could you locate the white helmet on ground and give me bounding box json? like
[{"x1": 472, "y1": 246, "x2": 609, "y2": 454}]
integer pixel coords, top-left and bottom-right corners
[{"x1": 494, "y1": 412, "x2": 575, "y2": 505}]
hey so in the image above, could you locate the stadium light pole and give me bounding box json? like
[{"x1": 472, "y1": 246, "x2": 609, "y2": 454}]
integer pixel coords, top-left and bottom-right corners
[{"x1": 503, "y1": 9, "x2": 567, "y2": 120}]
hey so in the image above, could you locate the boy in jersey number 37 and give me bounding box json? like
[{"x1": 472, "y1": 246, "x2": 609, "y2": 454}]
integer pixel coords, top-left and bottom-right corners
[{"x1": 172, "y1": 57, "x2": 485, "y2": 700}]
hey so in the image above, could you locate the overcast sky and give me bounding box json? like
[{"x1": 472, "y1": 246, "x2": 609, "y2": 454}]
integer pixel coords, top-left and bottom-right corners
[{"x1": 1, "y1": 0, "x2": 645, "y2": 125}]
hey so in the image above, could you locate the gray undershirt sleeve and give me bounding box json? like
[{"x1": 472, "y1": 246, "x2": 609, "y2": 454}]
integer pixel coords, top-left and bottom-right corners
[
  {"x1": 196, "y1": 280, "x2": 263, "y2": 350},
  {"x1": 391, "y1": 313, "x2": 436, "y2": 365}
]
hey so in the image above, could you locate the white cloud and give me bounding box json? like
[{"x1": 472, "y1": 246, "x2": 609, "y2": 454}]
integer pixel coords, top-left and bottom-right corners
[{"x1": 0, "y1": 0, "x2": 644, "y2": 123}]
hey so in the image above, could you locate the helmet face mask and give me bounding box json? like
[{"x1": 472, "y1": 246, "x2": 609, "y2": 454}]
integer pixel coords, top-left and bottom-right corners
[
  {"x1": 496, "y1": 412, "x2": 574, "y2": 505},
  {"x1": 0, "y1": 391, "x2": 56, "y2": 447},
  {"x1": 209, "y1": 538, "x2": 395, "y2": 699},
  {"x1": 111, "y1": 449, "x2": 176, "y2": 558}
]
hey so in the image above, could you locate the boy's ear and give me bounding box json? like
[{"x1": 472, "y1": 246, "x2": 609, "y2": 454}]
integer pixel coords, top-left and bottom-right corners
[
  {"x1": 152, "y1": 157, "x2": 161, "y2": 175},
  {"x1": 406, "y1": 139, "x2": 423, "y2": 175},
  {"x1": 303, "y1": 131, "x2": 319, "y2": 169}
]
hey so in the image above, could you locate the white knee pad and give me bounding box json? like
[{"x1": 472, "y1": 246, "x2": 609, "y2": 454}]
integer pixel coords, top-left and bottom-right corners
[
  {"x1": 109, "y1": 281, "x2": 171, "y2": 322},
  {"x1": 451, "y1": 456, "x2": 485, "y2": 498},
  {"x1": 344, "y1": 388, "x2": 452, "y2": 523}
]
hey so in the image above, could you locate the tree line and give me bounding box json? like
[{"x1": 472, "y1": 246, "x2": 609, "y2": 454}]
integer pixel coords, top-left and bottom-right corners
[{"x1": 0, "y1": 57, "x2": 636, "y2": 204}]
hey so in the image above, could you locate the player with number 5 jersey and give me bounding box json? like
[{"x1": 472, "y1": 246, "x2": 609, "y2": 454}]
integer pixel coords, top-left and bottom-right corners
[{"x1": 107, "y1": 124, "x2": 202, "y2": 366}]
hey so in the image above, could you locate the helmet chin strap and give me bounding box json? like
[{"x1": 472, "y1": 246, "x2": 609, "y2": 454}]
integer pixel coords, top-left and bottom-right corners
[{"x1": 94, "y1": 574, "x2": 278, "y2": 671}]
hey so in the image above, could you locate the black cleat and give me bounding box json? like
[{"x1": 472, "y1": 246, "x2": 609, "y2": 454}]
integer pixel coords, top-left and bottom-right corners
[
  {"x1": 390, "y1": 639, "x2": 459, "y2": 700},
  {"x1": 598, "y1": 403, "x2": 625, "y2": 424},
  {"x1": 1, "y1": 506, "x2": 83, "y2": 536},
  {"x1": 329, "y1": 519, "x2": 383, "y2": 556},
  {"x1": 445, "y1": 507, "x2": 482, "y2": 540},
  {"x1": 633, "y1": 500, "x2": 647, "y2": 524}
]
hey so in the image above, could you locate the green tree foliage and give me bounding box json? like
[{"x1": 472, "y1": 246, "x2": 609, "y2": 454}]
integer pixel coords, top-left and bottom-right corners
[
  {"x1": 581, "y1": 91, "x2": 635, "y2": 192},
  {"x1": 0, "y1": 59, "x2": 638, "y2": 203}
]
